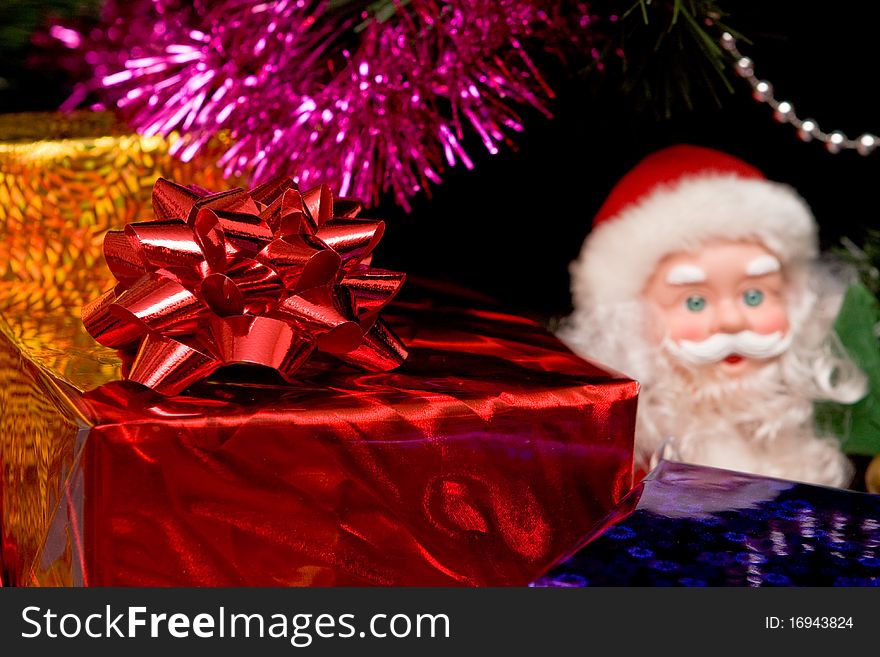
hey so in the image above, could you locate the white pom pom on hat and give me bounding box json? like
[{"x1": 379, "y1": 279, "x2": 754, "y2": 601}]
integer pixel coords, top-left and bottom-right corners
[{"x1": 570, "y1": 145, "x2": 818, "y2": 308}]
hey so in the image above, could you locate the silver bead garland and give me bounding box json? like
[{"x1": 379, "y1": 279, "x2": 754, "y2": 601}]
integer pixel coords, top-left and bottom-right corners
[{"x1": 721, "y1": 32, "x2": 877, "y2": 156}]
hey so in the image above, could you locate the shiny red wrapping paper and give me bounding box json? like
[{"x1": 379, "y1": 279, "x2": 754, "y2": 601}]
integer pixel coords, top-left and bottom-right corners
[{"x1": 25, "y1": 282, "x2": 636, "y2": 586}]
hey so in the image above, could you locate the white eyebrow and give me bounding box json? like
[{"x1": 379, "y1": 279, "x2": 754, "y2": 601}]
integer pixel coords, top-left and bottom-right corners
[
  {"x1": 746, "y1": 255, "x2": 781, "y2": 277},
  {"x1": 666, "y1": 264, "x2": 707, "y2": 285}
]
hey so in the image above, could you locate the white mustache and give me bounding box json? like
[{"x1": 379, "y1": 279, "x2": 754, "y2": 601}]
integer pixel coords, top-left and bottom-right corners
[{"x1": 663, "y1": 331, "x2": 792, "y2": 365}]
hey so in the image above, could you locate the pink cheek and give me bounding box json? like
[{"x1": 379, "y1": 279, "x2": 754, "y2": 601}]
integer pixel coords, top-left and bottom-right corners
[
  {"x1": 665, "y1": 310, "x2": 713, "y2": 342},
  {"x1": 748, "y1": 305, "x2": 789, "y2": 335}
]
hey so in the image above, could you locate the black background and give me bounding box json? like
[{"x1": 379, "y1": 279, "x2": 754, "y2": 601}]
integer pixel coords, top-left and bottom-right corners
[{"x1": 4, "y1": 0, "x2": 880, "y2": 318}]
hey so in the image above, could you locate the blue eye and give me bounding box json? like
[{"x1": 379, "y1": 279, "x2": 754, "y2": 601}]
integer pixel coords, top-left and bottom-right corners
[
  {"x1": 743, "y1": 289, "x2": 764, "y2": 307},
  {"x1": 685, "y1": 295, "x2": 707, "y2": 312}
]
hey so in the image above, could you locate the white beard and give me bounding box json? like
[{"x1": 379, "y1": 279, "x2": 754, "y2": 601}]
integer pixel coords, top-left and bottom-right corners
[
  {"x1": 636, "y1": 351, "x2": 853, "y2": 487},
  {"x1": 557, "y1": 264, "x2": 867, "y2": 488}
]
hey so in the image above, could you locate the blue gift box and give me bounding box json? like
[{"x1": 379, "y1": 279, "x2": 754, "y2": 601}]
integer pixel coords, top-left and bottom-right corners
[{"x1": 532, "y1": 461, "x2": 880, "y2": 587}]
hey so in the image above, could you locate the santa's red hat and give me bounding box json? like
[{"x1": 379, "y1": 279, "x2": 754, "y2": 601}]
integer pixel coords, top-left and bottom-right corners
[{"x1": 570, "y1": 145, "x2": 819, "y2": 306}]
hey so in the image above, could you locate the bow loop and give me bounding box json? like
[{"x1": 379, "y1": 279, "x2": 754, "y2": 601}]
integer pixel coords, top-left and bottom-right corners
[
  {"x1": 103, "y1": 229, "x2": 149, "y2": 283},
  {"x1": 316, "y1": 218, "x2": 385, "y2": 267},
  {"x1": 126, "y1": 220, "x2": 205, "y2": 270}
]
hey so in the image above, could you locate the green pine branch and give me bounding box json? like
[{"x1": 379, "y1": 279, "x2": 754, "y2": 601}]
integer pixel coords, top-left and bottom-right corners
[
  {"x1": 599, "y1": 0, "x2": 740, "y2": 117},
  {"x1": 839, "y1": 231, "x2": 880, "y2": 298}
]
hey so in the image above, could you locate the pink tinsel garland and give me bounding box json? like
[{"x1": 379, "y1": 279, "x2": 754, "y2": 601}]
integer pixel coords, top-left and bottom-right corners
[{"x1": 55, "y1": 0, "x2": 605, "y2": 210}]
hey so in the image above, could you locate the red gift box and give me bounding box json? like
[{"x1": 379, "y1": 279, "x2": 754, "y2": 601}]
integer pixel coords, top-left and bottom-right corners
[{"x1": 9, "y1": 281, "x2": 636, "y2": 586}]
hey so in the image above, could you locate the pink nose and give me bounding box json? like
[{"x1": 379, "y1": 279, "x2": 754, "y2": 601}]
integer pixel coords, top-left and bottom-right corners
[{"x1": 714, "y1": 298, "x2": 748, "y2": 334}]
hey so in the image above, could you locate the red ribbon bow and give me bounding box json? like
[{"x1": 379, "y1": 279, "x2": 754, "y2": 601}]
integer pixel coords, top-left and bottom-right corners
[{"x1": 82, "y1": 177, "x2": 408, "y2": 395}]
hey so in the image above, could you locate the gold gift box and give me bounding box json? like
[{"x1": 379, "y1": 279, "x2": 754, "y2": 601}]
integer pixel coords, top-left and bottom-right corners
[{"x1": 0, "y1": 112, "x2": 241, "y2": 585}]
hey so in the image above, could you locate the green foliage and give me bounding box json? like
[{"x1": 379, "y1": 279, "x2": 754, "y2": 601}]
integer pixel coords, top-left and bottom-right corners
[
  {"x1": 838, "y1": 231, "x2": 880, "y2": 298},
  {"x1": 598, "y1": 0, "x2": 739, "y2": 117},
  {"x1": 815, "y1": 283, "x2": 880, "y2": 456}
]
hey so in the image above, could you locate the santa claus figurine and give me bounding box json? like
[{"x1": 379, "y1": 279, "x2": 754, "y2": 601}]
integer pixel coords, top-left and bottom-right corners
[{"x1": 560, "y1": 145, "x2": 868, "y2": 487}]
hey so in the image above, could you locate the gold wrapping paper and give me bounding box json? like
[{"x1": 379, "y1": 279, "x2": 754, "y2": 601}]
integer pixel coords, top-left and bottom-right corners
[
  {"x1": 0, "y1": 112, "x2": 241, "y2": 585},
  {"x1": 0, "y1": 111, "x2": 240, "y2": 302}
]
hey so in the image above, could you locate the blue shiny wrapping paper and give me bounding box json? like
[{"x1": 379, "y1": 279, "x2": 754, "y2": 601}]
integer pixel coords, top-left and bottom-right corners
[{"x1": 532, "y1": 461, "x2": 880, "y2": 587}]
